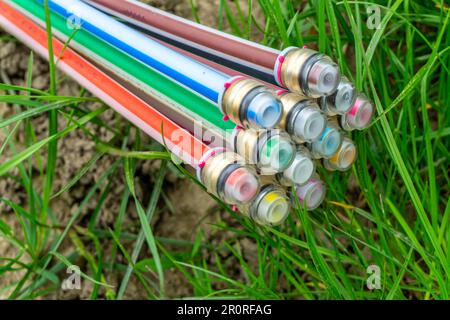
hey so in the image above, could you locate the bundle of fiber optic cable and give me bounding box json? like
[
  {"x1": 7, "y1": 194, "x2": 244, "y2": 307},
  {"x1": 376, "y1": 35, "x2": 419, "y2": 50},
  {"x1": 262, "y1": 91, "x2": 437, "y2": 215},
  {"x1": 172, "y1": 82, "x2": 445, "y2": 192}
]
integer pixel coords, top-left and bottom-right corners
[{"x1": 0, "y1": 0, "x2": 375, "y2": 227}]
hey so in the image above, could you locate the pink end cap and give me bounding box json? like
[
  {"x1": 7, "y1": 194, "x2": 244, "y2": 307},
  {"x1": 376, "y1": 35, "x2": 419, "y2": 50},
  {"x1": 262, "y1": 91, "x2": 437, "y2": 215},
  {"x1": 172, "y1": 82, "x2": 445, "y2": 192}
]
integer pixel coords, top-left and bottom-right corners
[
  {"x1": 349, "y1": 99, "x2": 363, "y2": 117},
  {"x1": 277, "y1": 56, "x2": 285, "y2": 86}
]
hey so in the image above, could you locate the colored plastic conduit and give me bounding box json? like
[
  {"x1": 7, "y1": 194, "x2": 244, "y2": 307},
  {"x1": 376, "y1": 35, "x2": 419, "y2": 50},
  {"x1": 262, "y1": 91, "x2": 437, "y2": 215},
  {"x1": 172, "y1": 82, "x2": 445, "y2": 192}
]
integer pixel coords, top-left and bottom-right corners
[
  {"x1": 85, "y1": 0, "x2": 279, "y2": 74},
  {"x1": 11, "y1": 0, "x2": 232, "y2": 132},
  {"x1": 13, "y1": 0, "x2": 294, "y2": 175},
  {"x1": 0, "y1": 0, "x2": 206, "y2": 166},
  {"x1": 84, "y1": 0, "x2": 341, "y2": 97},
  {"x1": 0, "y1": 0, "x2": 260, "y2": 206},
  {"x1": 152, "y1": 34, "x2": 327, "y2": 145},
  {"x1": 36, "y1": 0, "x2": 283, "y2": 129}
]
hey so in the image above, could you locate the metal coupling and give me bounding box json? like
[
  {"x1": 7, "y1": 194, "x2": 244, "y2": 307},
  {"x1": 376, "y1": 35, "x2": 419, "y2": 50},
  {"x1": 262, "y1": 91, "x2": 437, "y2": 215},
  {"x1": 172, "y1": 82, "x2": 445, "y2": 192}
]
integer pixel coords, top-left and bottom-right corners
[
  {"x1": 274, "y1": 47, "x2": 340, "y2": 97},
  {"x1": 197, "y1": 148, "x2": 260, "y2": 205},
  {"x1": 277, "y1": 91, "x2": 326, "y2": 142},
  {"x1": 220, "y1": 77, "x2": 282, "y2": 129},
  {"x1": 231, "y1": 127, "x2": 295, "y2": 174}
]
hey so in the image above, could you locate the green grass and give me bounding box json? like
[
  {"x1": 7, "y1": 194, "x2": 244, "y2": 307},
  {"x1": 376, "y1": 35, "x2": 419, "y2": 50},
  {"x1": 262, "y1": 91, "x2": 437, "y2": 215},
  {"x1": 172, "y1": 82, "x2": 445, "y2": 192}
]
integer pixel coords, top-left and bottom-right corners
[{"x1": 0, "y1": 0, "x2": 449, "y2": 299}]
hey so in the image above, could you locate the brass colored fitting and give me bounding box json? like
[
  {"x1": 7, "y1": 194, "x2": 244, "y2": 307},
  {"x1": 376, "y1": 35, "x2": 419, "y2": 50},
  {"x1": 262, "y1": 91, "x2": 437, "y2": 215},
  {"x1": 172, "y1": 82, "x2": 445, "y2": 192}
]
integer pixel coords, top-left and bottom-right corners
[
  {"x1": 279, "y1": 48, "x2": 315, "y2": 94},
  {"x1": 197, "y1": 148, "x2": 260, "y2": 205},
  {"x1": 222, "y1": 78, "x2": 261, "y2": 127},
  {"x1": 232, "y1": 128, "x2": 295, "y2": 174},
  {"x1": 221, "y1": 77, "x2": 282, "y2": 129},
  {"x1": 200, "y1": 150, "x2": 242, "y2": 198},
  {"x1": 277, "y1": 92, "x2": 308, "y2": 131},
  {"x1": 232, "y1": 128, "x2": 263, "y2": 166},
  {"x1": 278, "y1": 92, "x2": 326, "y2": 143},
  {"x1": 277, "y1": 48, "x2": 340, "y2": 98}
]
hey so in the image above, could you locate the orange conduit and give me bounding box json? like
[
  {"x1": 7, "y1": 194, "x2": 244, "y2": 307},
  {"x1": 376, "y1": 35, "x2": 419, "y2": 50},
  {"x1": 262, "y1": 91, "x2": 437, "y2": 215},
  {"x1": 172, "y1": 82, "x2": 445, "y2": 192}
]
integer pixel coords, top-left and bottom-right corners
[{"x1": 0, "y1": 0, "x2": 209, "y2": 167}]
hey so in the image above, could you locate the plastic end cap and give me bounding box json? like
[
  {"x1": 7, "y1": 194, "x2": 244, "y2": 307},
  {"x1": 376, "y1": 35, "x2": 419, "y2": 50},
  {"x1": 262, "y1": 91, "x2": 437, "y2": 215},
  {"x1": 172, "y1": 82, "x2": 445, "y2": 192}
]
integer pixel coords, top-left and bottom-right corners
[
  {"x1": 261, "y1": 137, "x2": 295, "y2": 172},
  {"x1": 258, "y1": 192, "x2": 290, "y2": 225},
  {"x1": 296, "y1": 180, "x2": 326, "y2": 210},
  {"x1": 289, "y1": 157, "x2": 315, "y2": 186},
  {"x1": 335, "y1": 82, "x2": 356, "y2": 114},
  {"x1": 224, "y1": 168, "x2": 259, "y2": 204},
  {"x1": 337, "y1": 141, "x2": 357, "y2": 170},
  {"x1": 294, "y1": 107, "x2": 326, "y2": 141},
  {"x1": 246, "y1": 92, "x2": 282, "y2": 129},
  {"x1": 318, "y1": 127, "x2": 342, "y2": 158},
  {"x1": 348, "y1": 98, "x2": 374, "y2": 130},
  {"x1": 308, "y1": 59, "x2": 340, "y2": 96}
]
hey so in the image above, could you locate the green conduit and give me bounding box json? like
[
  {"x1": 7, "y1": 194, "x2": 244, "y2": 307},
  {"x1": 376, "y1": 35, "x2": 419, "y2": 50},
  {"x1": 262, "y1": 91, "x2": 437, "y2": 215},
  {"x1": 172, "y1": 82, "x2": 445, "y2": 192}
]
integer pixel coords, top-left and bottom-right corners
[{"x1": 13, "y1": 0, "x2": 234, "y2": 132}]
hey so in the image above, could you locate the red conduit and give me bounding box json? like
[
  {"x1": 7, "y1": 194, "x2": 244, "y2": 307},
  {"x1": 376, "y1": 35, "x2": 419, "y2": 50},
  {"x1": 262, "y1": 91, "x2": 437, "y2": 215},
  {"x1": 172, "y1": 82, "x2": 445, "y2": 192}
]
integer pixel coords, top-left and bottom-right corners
[
  {"x1": 149, "y1": 35, "x2": 280, "y2": 91},
  {"x1": 87, "y1": 0, "x2": 279, "y2": 70}
]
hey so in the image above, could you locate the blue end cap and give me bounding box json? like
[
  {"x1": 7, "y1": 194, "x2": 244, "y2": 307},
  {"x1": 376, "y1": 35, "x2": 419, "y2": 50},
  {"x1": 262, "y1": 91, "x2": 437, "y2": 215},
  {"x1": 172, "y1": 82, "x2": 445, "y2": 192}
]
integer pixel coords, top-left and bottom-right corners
[{"x1": 246, "y1": 92, "x2": 282, "y2": 129}]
